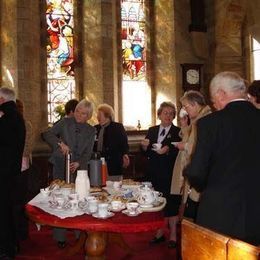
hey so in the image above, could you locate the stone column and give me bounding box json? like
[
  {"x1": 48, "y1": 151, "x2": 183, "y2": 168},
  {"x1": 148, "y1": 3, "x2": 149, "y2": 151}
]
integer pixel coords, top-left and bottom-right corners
[
  {"x1": 153, "y1": 0, "x2": 177, "y2": 124},
  {"x1": 0, "y1": 0, "x2": 18, "y2": 90},
  {"x1": 82, "y1": 0, "x2": 103, "y2": 124}
]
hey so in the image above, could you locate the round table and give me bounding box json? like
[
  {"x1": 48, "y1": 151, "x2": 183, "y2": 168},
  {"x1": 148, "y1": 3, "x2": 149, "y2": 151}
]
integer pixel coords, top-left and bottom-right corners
[{"x1": 26, "y1": 204, "x2": 165, "y2": 259}]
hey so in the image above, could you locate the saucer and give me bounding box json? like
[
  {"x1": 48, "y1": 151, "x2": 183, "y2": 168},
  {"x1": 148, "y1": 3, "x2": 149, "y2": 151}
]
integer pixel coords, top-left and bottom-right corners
[
  {"x1": 92, "y1": 212, "x2": 114, "y2": 219},
  {"x1": 139, "y1": 204, "x2": 153, "y2": 208},
  {"x1": 122, "y1": 209, "x2": 142, "y2": 217},
  {"x1": 109, "y1": 205, "x2": 125, "y2": 212}
]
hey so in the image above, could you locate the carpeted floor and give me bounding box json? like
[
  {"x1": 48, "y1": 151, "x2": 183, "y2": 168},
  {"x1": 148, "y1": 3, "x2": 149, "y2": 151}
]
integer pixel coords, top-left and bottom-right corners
[{"x1": 15, "y1": 222, "x2": 178, "y2": 259}]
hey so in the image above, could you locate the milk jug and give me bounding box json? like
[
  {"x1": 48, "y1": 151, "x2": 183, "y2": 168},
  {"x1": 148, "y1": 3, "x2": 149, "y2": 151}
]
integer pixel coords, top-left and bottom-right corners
[{"x1": 75, "y1": 170, "x2": 90, "y2": 199}]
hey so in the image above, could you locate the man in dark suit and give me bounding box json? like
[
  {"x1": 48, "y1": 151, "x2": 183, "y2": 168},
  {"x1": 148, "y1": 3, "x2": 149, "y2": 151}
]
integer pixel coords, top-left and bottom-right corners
[
  {"x1": 0, "y1": 87, "x2": 25, "y2": 258},
  {"x1": 185, "y1": 71, "x2": 260, "y2": 245}
]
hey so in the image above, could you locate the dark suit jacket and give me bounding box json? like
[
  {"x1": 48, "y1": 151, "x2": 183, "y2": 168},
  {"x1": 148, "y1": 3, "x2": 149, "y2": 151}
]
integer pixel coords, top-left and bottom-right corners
[
  {"x1": 0, "y1": 101, "x2": 25, "y2": 255},
  {"x1": 0, "y1": 101, "x2": 25, "y2": 178},
  {"x1": 94, "y1": 122, "x2": 129, "y2": 176},
  {"x1": 185, "y1": 101, "x2": 260, "y2": 245},
  {"x1": 144, "y1": 124, "x2": 181, "y2": 195}
]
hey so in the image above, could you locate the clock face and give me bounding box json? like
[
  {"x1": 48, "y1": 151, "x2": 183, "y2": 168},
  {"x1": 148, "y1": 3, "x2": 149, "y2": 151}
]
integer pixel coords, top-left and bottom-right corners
[{"x1": 186, "y1": 69, "x2": 200, "y2": 84}]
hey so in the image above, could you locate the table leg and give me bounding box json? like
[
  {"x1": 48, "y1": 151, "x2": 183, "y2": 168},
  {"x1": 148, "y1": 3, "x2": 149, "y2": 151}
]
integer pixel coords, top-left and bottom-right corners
[
  {"x1": 85, "y1": 231, "x2": 107, "y2": 260},
  {"x1": 65, "y1": 232, "x2": 86, "y2": 257}
]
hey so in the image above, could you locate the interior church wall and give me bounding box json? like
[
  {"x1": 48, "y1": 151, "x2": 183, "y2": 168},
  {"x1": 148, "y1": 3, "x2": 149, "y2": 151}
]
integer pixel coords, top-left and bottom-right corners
[{"x1": 0, "y1": 0, "x2": 260, "y2": 156}]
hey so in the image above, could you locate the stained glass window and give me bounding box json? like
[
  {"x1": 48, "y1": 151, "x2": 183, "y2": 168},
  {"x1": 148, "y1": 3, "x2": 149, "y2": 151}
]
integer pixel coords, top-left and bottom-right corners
[
  {"x1": 252, "y1": 38, "x2": 260, "y2": 80},
  {"x1": 121, "y1": 0, "x2": 151, "y2": 129},
  {"x1": 46, "y1": 0, "x2": 75, "y2": 124}
]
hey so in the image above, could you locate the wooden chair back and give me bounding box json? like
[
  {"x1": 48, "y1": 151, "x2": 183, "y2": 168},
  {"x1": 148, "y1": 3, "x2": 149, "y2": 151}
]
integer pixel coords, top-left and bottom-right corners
[
  {"x1": 181, "y1": 219, "x2": 260, "y2": 260},
  {"x1": 182, "y1": 219, "x2": 229, "y2": 260}
]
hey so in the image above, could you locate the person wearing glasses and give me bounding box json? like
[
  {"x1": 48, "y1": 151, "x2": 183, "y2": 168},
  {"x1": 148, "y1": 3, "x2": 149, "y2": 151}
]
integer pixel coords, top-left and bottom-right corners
[{"x1": 141, "y1": 101, "x2": 180, "y2": 248}]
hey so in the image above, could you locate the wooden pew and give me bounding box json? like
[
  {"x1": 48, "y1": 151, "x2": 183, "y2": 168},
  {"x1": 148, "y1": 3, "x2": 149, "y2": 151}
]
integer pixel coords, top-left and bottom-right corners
[
  {"x1": 181, "y1": 219, "x2": 229, "y2": 260},
  {"x1": 227, "y1": 239, "x2": 260, "y2": 260},
  {"x1": 182, "y1": 219, "x2": 260, "y2": 260}
]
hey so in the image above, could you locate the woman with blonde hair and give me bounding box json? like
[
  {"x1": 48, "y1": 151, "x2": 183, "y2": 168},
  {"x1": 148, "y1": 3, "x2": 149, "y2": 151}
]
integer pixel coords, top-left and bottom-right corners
[
  {"x1": 94, "y1": 103, "x2": 129, "y2": 180},
  {"x1": 169, "y1": 90, "x2": 211, "y2": 245}
]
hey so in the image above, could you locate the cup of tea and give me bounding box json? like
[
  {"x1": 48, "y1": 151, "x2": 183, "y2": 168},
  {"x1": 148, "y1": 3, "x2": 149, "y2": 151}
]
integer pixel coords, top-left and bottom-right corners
[
  {"x1": 56, "y1": 197, "x2": 65, "y2": 209},
  {"x1": 88, "y1": 198, "x2": 98, "y2": 213},
  {"x1": 126, "y1": 202, "x2": 139, "y2": 215},
  {"x1": 111, "y1": 200, "x2": 124, "y2": 210},
  {"x1": 152, "y1": 143, "x2": 162, "y2": 150},
  {"x1": 98, "y1": 203, "x2": 109, "y2": 217},
  {"x1": 70, "y1": 199, "x2": 79, "y2": 211}
]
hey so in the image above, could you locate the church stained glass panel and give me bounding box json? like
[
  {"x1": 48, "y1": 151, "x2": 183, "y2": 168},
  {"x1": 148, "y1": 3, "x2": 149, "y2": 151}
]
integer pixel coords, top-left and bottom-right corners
[
  {"x1": 121, "y1": 0, "x2": 151, "y2": 129},
  {"x1": 46, "y1": 0, "x2": 75, "y2": 124}
]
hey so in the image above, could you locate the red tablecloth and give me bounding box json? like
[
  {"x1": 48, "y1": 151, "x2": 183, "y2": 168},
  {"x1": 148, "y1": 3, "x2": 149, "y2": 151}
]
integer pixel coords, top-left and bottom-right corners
[{"x1": 26, "y1": 204, "x2": 165, "y2": 233}]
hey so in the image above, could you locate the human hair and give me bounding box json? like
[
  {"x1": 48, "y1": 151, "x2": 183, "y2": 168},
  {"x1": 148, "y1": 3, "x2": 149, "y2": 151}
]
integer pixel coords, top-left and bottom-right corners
[
  {"x1": 248, "y1": 80, "x2": 260, "y2": 104},
  {"x1": 209, "y1": 71, "x2": 246, "y2": 96},
  {"x1": 97, "y1": 103, "x2": 115, "y2": 121},
  {"x1": 180, "y1": 90, "x2": 206, "y2": 107},
  {"x1": 65, "y1": 99, "x2": 78, "y2": 115},
  {"x1": 0, "y1": 87, "x2": 16, "y2": 102},
  {"x1": 157, "y1": 101, "x2": 176, "y2": 118},
  {"x1": 76, "y1": 99, "x2": 93, "y2": 120}
]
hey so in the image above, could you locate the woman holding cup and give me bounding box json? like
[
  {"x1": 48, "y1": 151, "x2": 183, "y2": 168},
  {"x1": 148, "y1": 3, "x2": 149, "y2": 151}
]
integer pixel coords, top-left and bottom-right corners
[{"x1": 141, "y1": 101, "x2": 181, "y2": 247}]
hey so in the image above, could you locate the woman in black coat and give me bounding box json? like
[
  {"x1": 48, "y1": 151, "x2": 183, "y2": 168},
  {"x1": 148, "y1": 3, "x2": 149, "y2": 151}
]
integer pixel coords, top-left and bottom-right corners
[
  {"x1": 94, "y1": 104, "x2": 129, "y2": 180},
  {"x1": 141, "y1": 101, "x2": 181, "y2": 248}
]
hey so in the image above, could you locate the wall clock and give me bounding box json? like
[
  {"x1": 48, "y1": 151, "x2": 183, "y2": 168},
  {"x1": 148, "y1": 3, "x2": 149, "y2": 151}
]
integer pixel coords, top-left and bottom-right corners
[{"x1": 181, "y1": 63, "x2": 203, "y2": 91}]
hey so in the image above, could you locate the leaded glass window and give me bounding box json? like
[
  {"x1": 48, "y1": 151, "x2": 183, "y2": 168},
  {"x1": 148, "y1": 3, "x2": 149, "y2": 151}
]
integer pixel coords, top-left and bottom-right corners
[
  {"x1": 46, "y1": 0, "x2": 76, "y2": 124},
  {"x1": 252, "y1": 37, "x2": 260, "y2": 80},
  {"x1": 121, "y1": 0, "x2": 151, "y2": 129}
]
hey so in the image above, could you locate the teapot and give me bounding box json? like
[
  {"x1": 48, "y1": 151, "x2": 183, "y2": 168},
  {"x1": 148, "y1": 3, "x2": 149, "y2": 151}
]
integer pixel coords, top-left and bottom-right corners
[{"x1": 135, "y1": 186, "x2": 156, "y2": 206}]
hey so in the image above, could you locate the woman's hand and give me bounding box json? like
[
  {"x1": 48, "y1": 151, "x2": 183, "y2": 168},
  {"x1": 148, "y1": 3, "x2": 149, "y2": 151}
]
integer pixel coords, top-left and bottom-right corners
[
  {"x1": 58, "y1": 141, "x2": 70, "y2": 155},
  {"x1": 122, "y1": 154, "x2": 130, "y2": 168},
  {"x1": 141, "y1": 138, "x2": 150, "y2": 151},
  {"x1": 70, "y1": 162, "x2": 80, "y2": 173},
  {"x1": 156, "y1": 145, "x2": 169, "y2": 155}
]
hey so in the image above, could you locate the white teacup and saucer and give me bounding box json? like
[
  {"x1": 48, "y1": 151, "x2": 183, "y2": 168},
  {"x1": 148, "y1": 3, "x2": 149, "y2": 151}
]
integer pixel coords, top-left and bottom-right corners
[
  {"x1": 92, "y1": 203, "x2": 114, "y2": 219},
  {"x1": 152, "y1": 143, "x2": 162, "y2": 151},
  {"x1": 110, "y1": 200, "x2": 125, "y2": 212},
  {"x1": 122, "y1": 202, "x2": 142, "y2": 217}
]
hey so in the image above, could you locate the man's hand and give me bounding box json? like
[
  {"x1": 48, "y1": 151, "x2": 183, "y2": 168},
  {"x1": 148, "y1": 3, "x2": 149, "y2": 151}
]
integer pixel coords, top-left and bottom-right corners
[
  {"x1": 70, "y1": 162, "x2": 80, "y2": 173},
  {"x1": 58, "y1": 142, "x2": 70, "y2": 155}
]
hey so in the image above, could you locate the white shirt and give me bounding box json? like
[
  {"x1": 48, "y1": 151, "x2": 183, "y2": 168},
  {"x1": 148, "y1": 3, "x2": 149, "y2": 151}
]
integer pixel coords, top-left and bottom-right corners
[{"x1": 157, "y1": 124, "x2": 171, "y2": 144}]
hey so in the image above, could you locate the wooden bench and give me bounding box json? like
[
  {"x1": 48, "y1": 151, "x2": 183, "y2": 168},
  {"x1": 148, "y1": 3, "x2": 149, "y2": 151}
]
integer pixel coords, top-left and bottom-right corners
[{"x1": 182, "y1": 219, "x2": 260, "y2": 260}]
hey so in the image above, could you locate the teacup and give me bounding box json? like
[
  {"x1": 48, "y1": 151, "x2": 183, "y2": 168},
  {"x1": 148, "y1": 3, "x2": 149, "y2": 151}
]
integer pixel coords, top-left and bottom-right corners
[
  {"x1": 40, "y1": 187, "x2": 50, "y2": 197},
  {"x1": 113, "y1": 181, "x2": 122, "y2": 190},
  {"x1": 69, "y1": 193, "x2": 79, "y2": 201},
  {"x1": 111, "y1": 200, "x2": 124, "y2": 210},
  {"x1": 70, "y1": 199, "x2": 79, "y2": 211},
  {"x1": 126, "y1": 202, "x2": 139, "y2": 215},
  {"x1": 56, "y1": 197, "x2": 65, "y2": 209},
  {"x1": 98, "y1": 203, "x2": 109, "y2": 217},
  {"x1": 88, "y1": 198, "x2": 98, "y2": 213},
  {"x1": 141, "y1": 182, "x2": 153, "y2": 188},
  {"x1": 152, "y1": 143, "x2": 162, "y2": 150},
  {"x1": 153, "y1": 191, "x2": 163, "y2": 201},
  {"x1": 60, "y1": 187, "x2": 72, "y2": 196}
]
